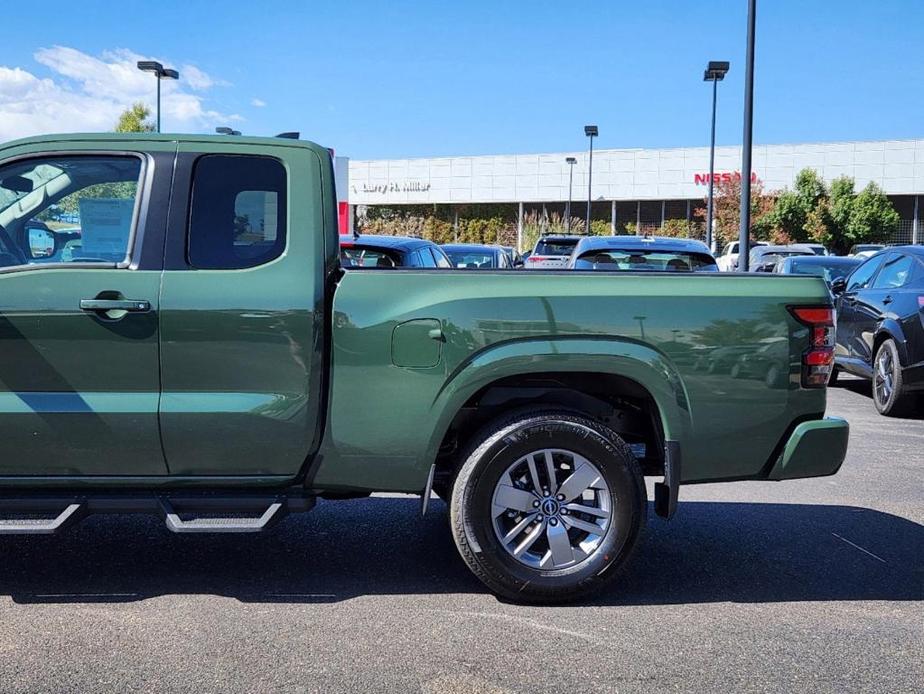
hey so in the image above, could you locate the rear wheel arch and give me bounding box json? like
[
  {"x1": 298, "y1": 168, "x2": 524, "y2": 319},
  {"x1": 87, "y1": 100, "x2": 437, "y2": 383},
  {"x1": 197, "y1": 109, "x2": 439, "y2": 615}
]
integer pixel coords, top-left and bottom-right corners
[
  {"x1": 873, "y1": 324, "x2": 907, "y2": 368},
  {"x1": 430, "y1": 370, "x2": 672, "y2": 499}
]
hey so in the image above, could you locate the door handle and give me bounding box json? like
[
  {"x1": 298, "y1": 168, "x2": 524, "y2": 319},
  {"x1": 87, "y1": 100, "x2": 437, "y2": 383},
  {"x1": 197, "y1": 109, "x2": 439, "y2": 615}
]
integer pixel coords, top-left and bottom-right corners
[
  {"x1": 80, "y1": 298, "x2": 151, "y2": 313},
  {"x1": 882, "y1": 295, "x2": 893, "y2": 305}
]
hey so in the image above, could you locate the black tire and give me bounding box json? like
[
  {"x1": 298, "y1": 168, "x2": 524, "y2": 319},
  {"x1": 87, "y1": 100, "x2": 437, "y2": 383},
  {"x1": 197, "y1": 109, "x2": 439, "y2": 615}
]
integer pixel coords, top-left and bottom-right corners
[
  {"x1": 872, "y1": 339, "x2": 915, "y2": 417},
  {"x1": 450, "y1": 411, "x2": 646, "y2": 604}
]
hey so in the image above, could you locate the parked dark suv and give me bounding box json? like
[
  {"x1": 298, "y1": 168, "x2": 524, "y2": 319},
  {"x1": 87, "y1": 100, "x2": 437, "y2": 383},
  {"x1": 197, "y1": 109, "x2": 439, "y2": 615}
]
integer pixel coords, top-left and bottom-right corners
[{"x1": 831, "y1": 246, "x2": 924, "y2": 416}]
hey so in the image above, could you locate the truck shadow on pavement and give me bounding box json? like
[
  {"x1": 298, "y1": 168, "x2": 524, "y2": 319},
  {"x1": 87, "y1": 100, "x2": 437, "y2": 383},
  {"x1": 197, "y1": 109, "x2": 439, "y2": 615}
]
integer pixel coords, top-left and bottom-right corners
[{"x1": 0, "y1": 498, "x2": 920, "y2": 605}]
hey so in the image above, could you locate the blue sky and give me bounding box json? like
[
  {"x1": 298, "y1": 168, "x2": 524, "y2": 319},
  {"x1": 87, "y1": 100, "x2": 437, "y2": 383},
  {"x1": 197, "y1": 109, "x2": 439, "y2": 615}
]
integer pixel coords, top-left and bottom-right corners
[{"x1": 0, "y1": 0, "x2": 921, "y2": 159}]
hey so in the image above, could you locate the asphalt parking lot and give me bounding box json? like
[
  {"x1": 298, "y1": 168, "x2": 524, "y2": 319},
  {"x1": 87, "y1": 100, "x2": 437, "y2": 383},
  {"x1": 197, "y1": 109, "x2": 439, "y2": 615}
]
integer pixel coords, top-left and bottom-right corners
[{"x1": 0, "y1": 380, "x2": 920, "y2": 694}]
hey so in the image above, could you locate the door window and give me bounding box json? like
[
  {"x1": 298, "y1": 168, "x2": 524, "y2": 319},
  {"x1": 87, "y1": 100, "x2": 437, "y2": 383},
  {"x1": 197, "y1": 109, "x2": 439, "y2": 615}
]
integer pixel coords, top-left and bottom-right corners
[
  {"x1": 845, "y1": 255, "x2": 885, "y2": 292},
  {"x1": 0, "y1": 155, "x2": 142, "y2": 267},
  {"x1": 417, "y1": 248, "x2": 437, "y2": 267},
  {"x1": 188, "y1": 155, "x2": 287, "y2": 269},
  {"x1": 872, "y1": 254, "x2": 913, "y2": 289},
  {"x1": 431, "y1": 247, "x2": 452, "y2": 268}
]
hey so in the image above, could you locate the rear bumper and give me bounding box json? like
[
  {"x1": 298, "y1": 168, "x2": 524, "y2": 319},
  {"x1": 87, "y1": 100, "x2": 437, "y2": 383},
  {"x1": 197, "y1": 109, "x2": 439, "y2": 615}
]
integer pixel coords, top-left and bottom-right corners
[{"x1": 767, "y1": 417, "x2": 849, "y2": 481}]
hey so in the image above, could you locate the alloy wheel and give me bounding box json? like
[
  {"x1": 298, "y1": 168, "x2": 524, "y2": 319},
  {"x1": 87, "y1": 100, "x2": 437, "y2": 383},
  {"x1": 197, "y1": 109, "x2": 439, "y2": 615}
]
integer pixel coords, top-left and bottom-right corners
[
  {"x1": 490, "y1": 449, "x2": 612, "y2": 570},
  {"x1": 874, "y1": 346, "x2": 895, "y2": 406}
]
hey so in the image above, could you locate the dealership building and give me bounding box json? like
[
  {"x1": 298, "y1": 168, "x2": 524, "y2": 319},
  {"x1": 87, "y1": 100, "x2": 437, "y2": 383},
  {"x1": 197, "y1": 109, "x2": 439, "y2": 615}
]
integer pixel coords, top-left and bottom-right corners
[{"x1": 345, "y1": 138, "x2": 924, "y2": 247}]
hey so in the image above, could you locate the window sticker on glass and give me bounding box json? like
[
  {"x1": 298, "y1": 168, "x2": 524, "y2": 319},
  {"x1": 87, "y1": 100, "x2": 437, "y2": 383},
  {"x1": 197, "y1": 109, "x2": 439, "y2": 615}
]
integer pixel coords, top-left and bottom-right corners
[{"x1": 78, "y1": 198, "x2": 134, "y2": 261}]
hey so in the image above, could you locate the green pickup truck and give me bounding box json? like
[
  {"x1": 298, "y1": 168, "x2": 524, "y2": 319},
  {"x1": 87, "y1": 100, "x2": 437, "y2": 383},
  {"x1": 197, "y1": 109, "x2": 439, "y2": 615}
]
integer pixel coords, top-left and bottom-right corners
[{"x1": 0, "y1": 133, "x2": 849, "y2": 602}]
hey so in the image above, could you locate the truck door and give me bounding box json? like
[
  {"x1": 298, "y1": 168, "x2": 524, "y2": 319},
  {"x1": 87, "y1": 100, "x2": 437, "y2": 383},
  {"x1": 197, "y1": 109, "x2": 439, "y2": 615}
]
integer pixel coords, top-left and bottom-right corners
[
  {"x1": 157, "y1": 142, "x2": 329, "y2": 477},
  {"x1": 0, "y1": 145, "x2": 173, "y2": 476}
]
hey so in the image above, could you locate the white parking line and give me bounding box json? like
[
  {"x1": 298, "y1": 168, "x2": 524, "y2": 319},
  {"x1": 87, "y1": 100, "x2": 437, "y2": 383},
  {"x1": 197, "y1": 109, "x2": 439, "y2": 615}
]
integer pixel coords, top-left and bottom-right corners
[{"x1": 831, "y1": 532, "x2": 887, "y2": 564}]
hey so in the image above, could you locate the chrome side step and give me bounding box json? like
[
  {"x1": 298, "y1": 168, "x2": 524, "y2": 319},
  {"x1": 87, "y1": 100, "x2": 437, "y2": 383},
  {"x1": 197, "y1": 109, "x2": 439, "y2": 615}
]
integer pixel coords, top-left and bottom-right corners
[
  {"x1": 0, "y1": 493, "x2": 314, "y2": 535},
  {"x1": 160, "y1": 499, "x2": 286, "y2": 534},
  {"x1": 0, "y1": 502, "x2": 85, "y2": 535}
]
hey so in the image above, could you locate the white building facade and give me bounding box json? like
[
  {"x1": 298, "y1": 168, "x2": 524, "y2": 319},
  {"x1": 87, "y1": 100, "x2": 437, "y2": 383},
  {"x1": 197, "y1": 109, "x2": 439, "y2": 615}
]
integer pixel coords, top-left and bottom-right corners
[{"x1": 347, "y1": 138, "x2": 924, "y2": 244}]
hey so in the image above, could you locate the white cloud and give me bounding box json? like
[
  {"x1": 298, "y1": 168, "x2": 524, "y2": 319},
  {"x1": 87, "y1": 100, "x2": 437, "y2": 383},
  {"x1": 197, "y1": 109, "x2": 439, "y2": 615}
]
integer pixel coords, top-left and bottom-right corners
[
  {"x1": 251, "y1": 98, "x2": 267, "y2": 108},
  {"x1": 182, "y1": 64, "x2": 230, "y2": 91},
  {"x1": 0, "y1": 46, "x2": 235, "y2": 141}
]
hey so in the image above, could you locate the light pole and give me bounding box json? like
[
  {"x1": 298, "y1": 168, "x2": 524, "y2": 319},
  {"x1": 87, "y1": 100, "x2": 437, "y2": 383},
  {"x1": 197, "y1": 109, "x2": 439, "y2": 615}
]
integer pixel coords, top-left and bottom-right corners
[
  {"x1": 738, "y1": 0, "x2": 757, "y2": 271},
  {"x1": 137, "y1": 61, "x2": 179, "y2": 133},
  {"x1": 565, "y1": 156, "x2": 577, "y2": 231},
  {"x1": 584, "y1": 125, "x2": 598, "y2": 234},
  {"x1": 703, "y1": 61, "x2": 729, "y2": 252}
]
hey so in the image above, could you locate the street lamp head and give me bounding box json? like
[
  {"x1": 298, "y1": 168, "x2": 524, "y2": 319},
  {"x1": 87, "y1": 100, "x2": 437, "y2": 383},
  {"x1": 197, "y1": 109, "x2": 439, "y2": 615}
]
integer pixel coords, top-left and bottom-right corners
[
  {"x1": 565, "y1": 157, "x2": 577, "y2": 165},
  {"x1": 703, "y1": 60, "x2": 730, "y2": 81},
  {"x1": 161, "y1": 68, "x2": 179, "y2": 81},
  {"x1": 584, "y1": 125, "x2": 598, "y2": 137},
  {"x1": 137, "y1": 60, "x2": 164, "y2": 74}
]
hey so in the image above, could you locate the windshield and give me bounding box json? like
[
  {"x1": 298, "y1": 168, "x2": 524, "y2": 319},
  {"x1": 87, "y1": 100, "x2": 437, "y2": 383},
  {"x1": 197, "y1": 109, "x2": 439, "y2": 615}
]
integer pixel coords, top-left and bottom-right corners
[
  {"x1": 0, "y1": 162, "x2": 69, "y2": 215},
  {"x1": 789, "y1": 259, "x2": 861, "y2": 283},
  {"x1": 445, "y1": 249, "x2": 497, "y2": 268},
  {"x1": 573, "y1": 249, "x2": 718, "y2": 271},
  {"x1": 534, "y1": 239, "x2": 578, "y2": 256}
]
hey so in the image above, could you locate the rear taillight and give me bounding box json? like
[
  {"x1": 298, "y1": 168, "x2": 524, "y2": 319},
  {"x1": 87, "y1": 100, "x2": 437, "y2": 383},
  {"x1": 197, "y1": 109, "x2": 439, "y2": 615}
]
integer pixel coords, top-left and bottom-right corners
[{"x1": 789, "y1": 306, "x2": 835, "y2": 388}]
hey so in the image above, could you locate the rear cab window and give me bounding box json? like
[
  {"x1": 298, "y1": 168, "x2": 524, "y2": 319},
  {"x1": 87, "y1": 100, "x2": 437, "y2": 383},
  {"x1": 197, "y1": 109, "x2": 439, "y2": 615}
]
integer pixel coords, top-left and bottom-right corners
[{"x1": 188, "y1": 155, "x2": 287, "y2": 269}]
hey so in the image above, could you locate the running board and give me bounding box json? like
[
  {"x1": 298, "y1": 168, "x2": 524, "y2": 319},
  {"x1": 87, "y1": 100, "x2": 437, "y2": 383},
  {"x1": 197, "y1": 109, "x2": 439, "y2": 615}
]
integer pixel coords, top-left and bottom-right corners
[
  {"x1": 0, "y1": 502, "x2": 85, "y2": 535},
  {"x1": 0, "y1": 493, "x2": 315, "y2": 535},
  {"x1": 160, "y1": 498, "x2": 286, "y2": 534}
]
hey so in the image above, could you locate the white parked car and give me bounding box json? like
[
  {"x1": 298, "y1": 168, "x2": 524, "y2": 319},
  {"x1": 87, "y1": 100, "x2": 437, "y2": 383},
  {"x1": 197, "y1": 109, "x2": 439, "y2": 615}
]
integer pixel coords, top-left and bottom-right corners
[
  {"x1": 716, "y1": 240, "x2": 768, "y2": 271},
  {"x1": 524, "y1": 235, "x2": 582, "y2": 269}
]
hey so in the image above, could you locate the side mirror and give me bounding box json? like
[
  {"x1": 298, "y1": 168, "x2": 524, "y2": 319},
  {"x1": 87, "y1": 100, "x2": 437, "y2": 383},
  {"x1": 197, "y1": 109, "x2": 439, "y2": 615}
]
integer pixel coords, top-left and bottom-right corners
[
  {"x1": 830, "y1": 277, "x2": 847, "y2": 295},
  {"x1": 27, "y1": 226, "x2": 58, "y2": 259}
]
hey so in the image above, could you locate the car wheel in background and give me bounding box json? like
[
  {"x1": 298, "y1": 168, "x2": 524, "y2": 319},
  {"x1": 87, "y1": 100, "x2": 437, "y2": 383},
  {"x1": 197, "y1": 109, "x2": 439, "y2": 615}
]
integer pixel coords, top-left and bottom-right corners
[
  {"x1": 450, "y1": 411, "x2": 646, "y2": 604},
  {"x1": 872, "y1": 339, "x2": 915, "y2": 417}
]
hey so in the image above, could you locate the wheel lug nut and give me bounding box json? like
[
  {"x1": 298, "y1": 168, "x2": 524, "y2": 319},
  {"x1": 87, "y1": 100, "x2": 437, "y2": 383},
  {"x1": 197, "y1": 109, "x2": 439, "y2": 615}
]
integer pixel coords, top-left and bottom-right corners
[
  {"x1": 561, "y1": 508, "x2": 569, "y2": 515},
  {"x1": 532, "y1": 500, "x2": 540, "y2": 508},
  {"x1": 536, "y1": 515, "x2": 544, "y2": 523},
  {"x1": 549, "y1": 518, "x2": 558, "y2": 526},
  {"x1": 556, "y1": 494, "x2": 565, "y2": 501},
  {"x1": 543, "y1": 490, "x2": 551, "y2": 497}
]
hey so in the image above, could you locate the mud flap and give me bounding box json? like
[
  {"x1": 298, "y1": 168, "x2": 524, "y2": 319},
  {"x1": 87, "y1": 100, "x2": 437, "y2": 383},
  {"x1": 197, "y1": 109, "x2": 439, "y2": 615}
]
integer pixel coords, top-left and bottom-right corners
[{"x1": 654, "y1": 440, "x2": 680, "y2": 519}]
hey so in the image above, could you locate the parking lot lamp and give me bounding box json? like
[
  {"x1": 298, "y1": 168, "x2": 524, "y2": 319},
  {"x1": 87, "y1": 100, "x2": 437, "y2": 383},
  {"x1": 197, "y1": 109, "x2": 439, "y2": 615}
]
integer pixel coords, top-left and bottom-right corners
[
  {"x1": 703, "y1": 61, "x2": 730, "y2": 252},
  {"x1": 584, "y1": 125, "x2": 598, "y2": 234},
  {"x1": 137, "y1": 61, "x2": 179, "y2": 133},
  {"x1": 738, "y1": 0, "x2": 757, "y2": 270},
  {"x1": 565, "y1": 157, "x2": 577, "y2": 231}
]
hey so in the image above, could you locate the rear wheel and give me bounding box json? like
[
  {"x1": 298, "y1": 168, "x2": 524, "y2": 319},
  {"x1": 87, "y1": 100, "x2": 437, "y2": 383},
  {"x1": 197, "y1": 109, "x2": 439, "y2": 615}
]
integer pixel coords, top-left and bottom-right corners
[
  {"x1": 450, "y1": 411, "x2": 646, "y2": 604},
  {"x1": 872, "y1": 339, "x2": 915, "y2": 417}
]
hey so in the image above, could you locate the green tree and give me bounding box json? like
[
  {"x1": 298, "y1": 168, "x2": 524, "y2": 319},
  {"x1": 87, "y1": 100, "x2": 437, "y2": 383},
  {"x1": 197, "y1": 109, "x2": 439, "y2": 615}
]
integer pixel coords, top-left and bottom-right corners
[
  {"x1": 765, "y1": 168, "x2": 826, "y2": 243},
  {"x1": 114, "y1": 103, "x2": 155, "y2": 133},
  {"x1": 805, "y1": 177, "x2": 899, "y2": 255}
]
